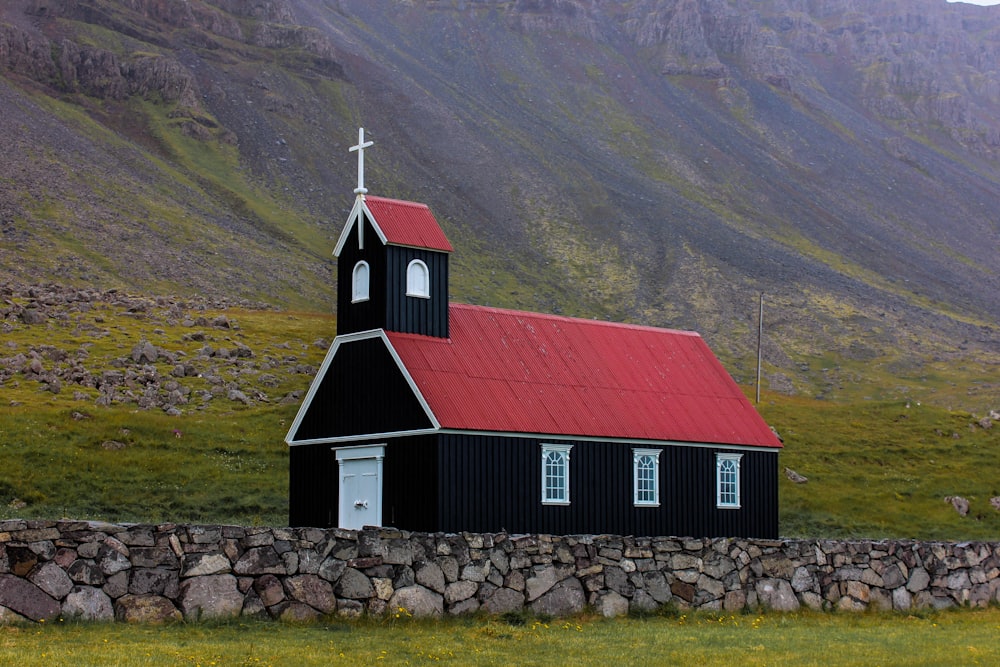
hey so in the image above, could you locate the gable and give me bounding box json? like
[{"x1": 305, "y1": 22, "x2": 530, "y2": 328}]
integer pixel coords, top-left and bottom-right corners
[
  {"x1": 286, "y1": 331, "x2": 437, "y2": 444},
  {"x1": 386, "y1": 305, "x2": 783, "y2": 448},
  {"x1": 333, "y1": 195, "x2": 453, "y2": 257}
]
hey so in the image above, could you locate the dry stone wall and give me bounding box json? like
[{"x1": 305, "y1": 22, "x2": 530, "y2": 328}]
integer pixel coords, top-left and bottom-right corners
[{"x1": 1, "y1": 520, "x2": 999, "y2": 623}]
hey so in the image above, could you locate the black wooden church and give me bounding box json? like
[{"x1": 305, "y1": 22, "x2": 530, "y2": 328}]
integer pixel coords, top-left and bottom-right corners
[{"x1": 286, "y1": 129, "x2": 782, "y2": 538}]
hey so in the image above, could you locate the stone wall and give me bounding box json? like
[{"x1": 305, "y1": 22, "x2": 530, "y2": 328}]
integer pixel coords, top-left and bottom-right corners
[{"x1": 1, "y1": 520, "x2": 998, "y2": 623}]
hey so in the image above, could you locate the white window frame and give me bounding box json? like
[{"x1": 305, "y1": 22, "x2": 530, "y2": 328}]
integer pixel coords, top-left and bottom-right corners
[
  {"x1": 540, "y1": 443, "x2": 572, "y2": 505},
  {"x1": 406, "y1": 259, "x2": 430, "y2": 298},
  {"x1": 352, "y1": 260, "x2": 370, "y2": 303},
  {"x1": 716, "y1": 453, "x2": 743, "y2": 509},
  {"x1": 633, "y1": 448, "x2": 661, "y2": 507}
]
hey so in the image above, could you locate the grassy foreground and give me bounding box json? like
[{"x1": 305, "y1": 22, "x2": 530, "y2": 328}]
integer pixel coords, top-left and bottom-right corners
[{"x1": 2, "y1": 609, "x2": 1000, "y2": 666}]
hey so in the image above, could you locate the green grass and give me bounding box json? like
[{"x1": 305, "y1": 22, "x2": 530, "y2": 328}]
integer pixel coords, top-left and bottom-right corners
[
  {"x1": 0, "y1": 299, "x2": 332, "y2": 525},
  {"x1": 2, "y1": 609, "x2": 1000, "y2": 666},
  {"x1": 762, "y1": 394, "x2": 1000, "y2": 539}
]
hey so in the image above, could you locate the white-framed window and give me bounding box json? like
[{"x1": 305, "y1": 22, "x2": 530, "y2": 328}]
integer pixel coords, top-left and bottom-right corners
[
  {"x1": 633, "y1": 448, "x2": 661, "y2": 507},
  {"x1": 541, "y1": 443, "x2": 572, "y2": 505},
  {"x1": 716, "y1": 453, "x2": 743, "y2": 509},
  {"x1": 352, "y1": 261, "x2": 370, "y2": 303},
  {"x1": 406, "y1": 259, "x2": 430, "y2": 298}
]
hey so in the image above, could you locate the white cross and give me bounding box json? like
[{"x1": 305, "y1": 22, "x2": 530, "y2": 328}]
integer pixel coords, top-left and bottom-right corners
[{"x1": 349, "y1": 127, "x2": 374, "y2": 194}]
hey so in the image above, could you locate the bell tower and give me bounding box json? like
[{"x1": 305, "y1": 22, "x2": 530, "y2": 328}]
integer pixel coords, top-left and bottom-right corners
[{"x1": 333, "y1": 128, "x2": 453, "y2": 338}]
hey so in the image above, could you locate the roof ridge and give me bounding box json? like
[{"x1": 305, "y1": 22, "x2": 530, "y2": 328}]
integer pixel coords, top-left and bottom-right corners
[
  {"x1": 449, "y1": 302, "x2": 700, "y2": 337},
  {"x1": 365, "y1": 194, "x2": 430, "y2": 209}
]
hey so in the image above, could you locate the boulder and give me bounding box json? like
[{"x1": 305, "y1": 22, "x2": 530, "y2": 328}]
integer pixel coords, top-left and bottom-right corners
[
  {"x1": 233, "y1": 547, "x2": 285, "y2": 575},
  {"x1": 755, "y1": 578, "x2": 800, "y2": 611},
  {"x1": 177, "y1": 574, "x2": 244, "y2": 620},
  {"x1": 114, "y1": 594, "x2": 182, "y2": 624},
  {"x1": 28, "y1": 561, "x2": 74, "y2": 599},
  {"x1": 388, "y1": 585, "x2": 443, "y2": 617},
  {"x1": 181, "y1": 553, "x2": 231, "y2": 577},
  {"x1": 0, "y1": 574, "x2": 60, "y2": 621},
  {"x1": 131, "y1": 341, "x2": 159, "y2": 364},
  {"x1": 62, "y1": 586, "x2": 114, "y2": 621},
  {"x1": 279, "y1": 601, "x2": 322, "y2": 622},
  {"x1": 907, "y1": 567, "x2": 931, "y2": 593},
  {"x1": 415, "y1": 561, "x2": 446, "y2": 594},
  {"x1": 945, "y1": 496, "x2": 970, "y2": 516},
  {"x1": 67, "y1": 560, "x2": 105, "y2": 586},
  {"x1": 129, "y1": 568, "x2": 179, "y2": 597},
  {"x1": 482, "y1": 588, "x2": 524, "y2": 614},
  {"x1": 334, "y1": 567, "x2": 373, "y2": 600},
  {"x1": 530, "y1": 577, "x2": 585, "y2": 616},
  {"x1": 594, "y1": 590, "x2": 629, "y2": 617},
  {"x1": 444, "y1": 580, "x2": 479, "y2": 605},
  {"x1": 253, "y1": 574, "x2": 286, "y2": 607},
  {"x1": 283, "y1": 574, "x2": 336, "y2": 614}
]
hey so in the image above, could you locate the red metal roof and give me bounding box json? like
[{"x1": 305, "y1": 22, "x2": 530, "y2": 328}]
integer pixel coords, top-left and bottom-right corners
[
  {"x1": 364, "y1": 195, "x2": 454, "y2": 252},
  {"x1": 386, "y1": 304, "x2": 782, "y2": 448}
]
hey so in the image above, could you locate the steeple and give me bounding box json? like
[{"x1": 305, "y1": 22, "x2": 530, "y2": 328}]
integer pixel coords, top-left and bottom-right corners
[{"x1": 333, "y1": 128, "x2": 453, "y2": 338}]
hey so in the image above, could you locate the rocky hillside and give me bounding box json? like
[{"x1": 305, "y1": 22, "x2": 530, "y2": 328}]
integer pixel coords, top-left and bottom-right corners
[{"x1": 1, "y1": 0, "x2": 998, "y2": 398}]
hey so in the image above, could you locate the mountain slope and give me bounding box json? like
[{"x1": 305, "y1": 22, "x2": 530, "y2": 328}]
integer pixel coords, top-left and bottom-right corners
[{"x1": 1, "y1": 0, "x2": 998, "y2": 402}]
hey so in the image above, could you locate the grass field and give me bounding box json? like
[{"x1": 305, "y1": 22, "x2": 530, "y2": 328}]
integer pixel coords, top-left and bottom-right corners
[{"x1": 2, "y1": 608, "x2": 1000, "y2": 666}]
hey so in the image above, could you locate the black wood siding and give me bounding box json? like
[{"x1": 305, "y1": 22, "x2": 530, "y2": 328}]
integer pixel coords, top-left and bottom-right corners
[
  {"x1": 290, "y1": 432, "x2": 778, "y2": 538},
  {"x1": 336, "y1": 214, "x2": 449, "y2": 338},
  {"x1": 289, "y1": 443, "x2": 338, "y2": 528},
  {"x1": 383, "y1": 436, "x2": 439, "y2": 531},
  {"x1": 435, "y1": 435, "x2": 778, "y2": 538},
  {"x1": 384, "y1": 246, "x2": 449, "y2": 338},
  {"x1": 290, "y1": 337, "x2": 432, "y2": 441},
  {"x1": 337, "y1": 216, "x2": 387, "y2": 336},
  {"x1": 289, "y1": 435, "x2": 439, "y2": 529}
]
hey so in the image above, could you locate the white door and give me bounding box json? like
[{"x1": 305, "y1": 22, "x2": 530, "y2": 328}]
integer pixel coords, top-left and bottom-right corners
[{"x1": 335, "y1": 445, "x2": 384, "y2": 529}]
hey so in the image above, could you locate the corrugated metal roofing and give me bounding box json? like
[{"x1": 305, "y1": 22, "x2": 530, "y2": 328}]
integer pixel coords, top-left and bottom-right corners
[
  {"x1": 364, "y1": 195, "x2": 454, "y2": 252},
  {"x1": 386, "y1": 304, "x2": 782, "y2": 448}
]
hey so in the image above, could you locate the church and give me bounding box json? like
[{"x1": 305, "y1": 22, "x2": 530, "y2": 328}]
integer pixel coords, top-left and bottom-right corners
[{"x1": 285, "y1": 129, "x2": 782, "y2": 538}]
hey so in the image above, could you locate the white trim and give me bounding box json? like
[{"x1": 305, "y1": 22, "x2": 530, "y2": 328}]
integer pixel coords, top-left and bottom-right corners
[
  {"x1": 429, "y1": 429, "x2": 777, "y2": 452},
  {"x1": 405, "y1": 259, "x2": 430, "y2": 298},
  {"x1": 541, "y1": 443, "x2": 573, "y2": 505},
  {"x1": 632, "y1": 447, "x2": 661, "y2": 507},
  {"x1": 284, "y1": 329, "x2": 441, "y2": 445},
  {"x1": 333, "y1": 198, "x2": 389, "y2": 258},
  {"x1": 334, "y1": 443, "x2": 386, "y2": 461},
  {"x1": 289, "y1": 428, "x2": 440, "y2": 447},
  {"x1": 716, "y1": 453, "x2": 743, "y2": 509},
  {"x1": 289, "y1": 424, "x2": 783, "y2": 450}
]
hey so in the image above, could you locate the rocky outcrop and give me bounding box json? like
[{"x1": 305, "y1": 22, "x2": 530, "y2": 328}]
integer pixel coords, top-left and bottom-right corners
[
  {"x1": 0, "y1": 283, "x2": 304, "y2": 416},
  {"x1": 0, "y1": 24, "x2": 201, "y2": 111},
  {"x1": 3, "y1": 0, "x2": 342, "y2": 116},
  {"x1": 1, "y1": 521, "x2": 999, "y2": 623},
  {"x1": 645, "y1": 0, "x2": 1000, "y2": 152}
]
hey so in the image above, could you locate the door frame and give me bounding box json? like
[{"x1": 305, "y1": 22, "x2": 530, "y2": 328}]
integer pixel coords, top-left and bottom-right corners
[{"x1": 333, "y1": 444, "x2": 385, "y2": 529}]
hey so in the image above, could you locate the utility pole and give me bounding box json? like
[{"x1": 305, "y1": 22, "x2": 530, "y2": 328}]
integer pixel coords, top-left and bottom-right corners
[{"x1": 756, "y1": 292, "x2": 764, "y2": 404}]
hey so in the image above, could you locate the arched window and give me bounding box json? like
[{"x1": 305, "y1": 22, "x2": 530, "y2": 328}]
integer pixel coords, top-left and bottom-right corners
[
  {"x1": 716, "y1": 453, "x2": 742, "y2": 509},
  {"x1": 633, "y1": 448, "x2": 661, "y2": 506},
  {"x1": 540, "y1": 443, "x2": 572, "y2": 505},
  {"x1": 352, "y1": 261, "x2": 370, "y2": 303},
  {"x1": 406, "y1": 259, "x2": 430, "y2": 298}
]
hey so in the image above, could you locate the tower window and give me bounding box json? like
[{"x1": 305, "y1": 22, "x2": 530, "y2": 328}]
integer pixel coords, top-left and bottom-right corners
[
  {"x1": 352, "y1": 261, "x2": 370, "y2": 303},
  {"x1": 406, "y1": 259, "x2": 430, "y2": 298}
]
